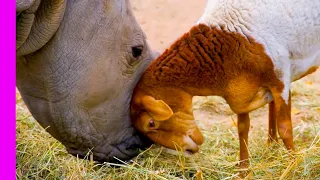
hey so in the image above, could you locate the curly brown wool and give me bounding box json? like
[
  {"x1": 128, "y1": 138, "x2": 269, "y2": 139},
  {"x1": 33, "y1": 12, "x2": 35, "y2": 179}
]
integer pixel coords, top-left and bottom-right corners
[{"x1": 138, "y1": 24, "x2": 281, "y2": 96}]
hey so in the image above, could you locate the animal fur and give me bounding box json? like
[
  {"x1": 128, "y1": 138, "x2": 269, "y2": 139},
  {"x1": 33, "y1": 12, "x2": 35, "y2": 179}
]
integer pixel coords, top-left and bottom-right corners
[{"x1": 131, "y1": 0, "x2": 320, "y2": 168}]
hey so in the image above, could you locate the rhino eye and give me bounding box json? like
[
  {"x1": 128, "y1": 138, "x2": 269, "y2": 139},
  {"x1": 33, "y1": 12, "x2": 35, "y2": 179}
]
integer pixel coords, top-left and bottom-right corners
[
  {"x1": 132, "y1": 45, "x2": 143, "y2": 58},
  {"x1": 148, "y1": 119, "x2": 155, "y2": 128}
]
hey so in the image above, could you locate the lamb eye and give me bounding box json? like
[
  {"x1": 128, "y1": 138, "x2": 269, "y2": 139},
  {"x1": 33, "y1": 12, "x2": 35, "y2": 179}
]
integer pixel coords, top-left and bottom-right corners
[
  {"x1": 148, "y1": 119, "x2": 155, "y2": 128},
  {"x1": 132, "y1": 45, "x2": 143, "y2": 58}
]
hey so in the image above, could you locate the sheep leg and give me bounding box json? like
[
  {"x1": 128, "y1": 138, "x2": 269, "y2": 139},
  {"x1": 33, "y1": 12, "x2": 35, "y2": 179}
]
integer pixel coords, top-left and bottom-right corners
[
  {"x1": 237, "y1": 113, "x2": 250, "y2": 168},
  {"x1": 268, "y1": 101, "x2": 278, "y2": 144},
  {"x1": 272, "y1": 89, "x2": 294, "y2": 150}
]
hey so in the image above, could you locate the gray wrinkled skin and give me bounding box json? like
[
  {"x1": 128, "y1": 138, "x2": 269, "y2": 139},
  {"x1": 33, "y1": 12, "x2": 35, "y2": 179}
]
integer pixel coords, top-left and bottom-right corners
[
  {"x1": 16, "y1": 0, "x2": 155, "y2": 162},
  {"x1": 16, "y1": 0, "x2": 36, "y2": 12}
]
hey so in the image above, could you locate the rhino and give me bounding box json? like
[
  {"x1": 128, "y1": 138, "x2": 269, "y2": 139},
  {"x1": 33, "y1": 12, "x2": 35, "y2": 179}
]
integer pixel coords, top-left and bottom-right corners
[{"x1": 16, "y1": 0, "x2": 156, "y2": 162}]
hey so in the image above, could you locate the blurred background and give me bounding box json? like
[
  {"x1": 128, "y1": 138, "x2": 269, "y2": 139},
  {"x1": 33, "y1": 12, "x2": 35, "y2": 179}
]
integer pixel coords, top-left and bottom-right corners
[{"x1": 131, "y1": 0, "x2": 206, "y2": 51}]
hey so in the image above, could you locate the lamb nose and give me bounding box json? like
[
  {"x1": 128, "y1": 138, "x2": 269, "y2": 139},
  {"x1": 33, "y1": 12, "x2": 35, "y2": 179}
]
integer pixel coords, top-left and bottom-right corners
[
  {"x1": 185, "y1": 148, "x2": 197, "y2": 154},
  {"x1": 184, "y1": 135, "x2": 200, "y2": 153},
  {"x1": 185, "y1": 145, "x2": 199, "y2": 154}
]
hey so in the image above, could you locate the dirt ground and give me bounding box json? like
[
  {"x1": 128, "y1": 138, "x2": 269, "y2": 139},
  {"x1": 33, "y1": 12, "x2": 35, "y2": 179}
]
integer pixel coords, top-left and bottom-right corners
[
  {"x1": 130, "y1": 0, "x2": 320, "y2": 130},
  {"x1": 131, "y1": 0, "x2": 207, "y2": 51}
]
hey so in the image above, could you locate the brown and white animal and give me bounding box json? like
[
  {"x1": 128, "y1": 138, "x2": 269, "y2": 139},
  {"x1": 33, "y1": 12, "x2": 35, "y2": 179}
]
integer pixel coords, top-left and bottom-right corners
[{"x1": 130, "y1": 0, "x2": 320, "y2": 167}]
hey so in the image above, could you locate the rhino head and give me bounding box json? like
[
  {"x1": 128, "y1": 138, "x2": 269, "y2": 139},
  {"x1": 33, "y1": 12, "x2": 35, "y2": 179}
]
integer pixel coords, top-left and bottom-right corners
[{"x1": 16, "y1": 0, "x2": 155, "y2": 162}]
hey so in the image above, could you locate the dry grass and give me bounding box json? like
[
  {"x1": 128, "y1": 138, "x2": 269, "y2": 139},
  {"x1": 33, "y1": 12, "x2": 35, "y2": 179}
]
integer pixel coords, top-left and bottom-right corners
[{"x1": 16, "y1": 72, "x2": 320, "y2": 179}]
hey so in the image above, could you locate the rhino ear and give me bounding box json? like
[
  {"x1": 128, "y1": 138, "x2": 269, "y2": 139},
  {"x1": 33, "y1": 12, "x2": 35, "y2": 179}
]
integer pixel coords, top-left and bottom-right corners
[
  {"x1": 141, "y1": 96, "x2": 173, "y2": 121},
  {"x1": 16, "y1": 0, "x2": 36, "y2": 12}
]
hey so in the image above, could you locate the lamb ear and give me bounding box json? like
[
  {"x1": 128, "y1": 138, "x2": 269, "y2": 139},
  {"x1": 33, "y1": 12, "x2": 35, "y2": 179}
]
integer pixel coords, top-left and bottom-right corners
[{"x1": 141, "y1": 96, "x2": 173, "y2": 121}]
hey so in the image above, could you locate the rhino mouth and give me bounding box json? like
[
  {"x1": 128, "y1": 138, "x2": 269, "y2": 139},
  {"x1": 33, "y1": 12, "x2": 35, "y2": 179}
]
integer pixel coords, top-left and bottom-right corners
[{"x1": 66, "y1": 132, "x2": 152, "y2": 163}]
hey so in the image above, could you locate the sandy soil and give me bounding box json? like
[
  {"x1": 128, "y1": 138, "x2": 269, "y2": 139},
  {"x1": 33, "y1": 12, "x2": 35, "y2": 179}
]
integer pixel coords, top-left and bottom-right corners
[
  {"x1": 130, "y1": 0, "x2": 320, "y2": 131},
  {"x1": 131, "y1": 0, "x2": 207, "y2": 51}
]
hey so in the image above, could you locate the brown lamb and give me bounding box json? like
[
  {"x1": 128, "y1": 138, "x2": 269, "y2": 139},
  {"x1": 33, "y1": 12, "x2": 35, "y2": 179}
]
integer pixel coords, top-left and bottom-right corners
[{"x1": 130, "y1": 24, "x2": 317, "y2": 168}]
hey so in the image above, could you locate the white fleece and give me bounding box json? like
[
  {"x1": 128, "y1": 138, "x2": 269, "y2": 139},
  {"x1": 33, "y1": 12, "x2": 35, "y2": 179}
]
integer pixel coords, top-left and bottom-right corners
[{"x1": 197, "y1": 0, "x2": 320, "y2": 103}]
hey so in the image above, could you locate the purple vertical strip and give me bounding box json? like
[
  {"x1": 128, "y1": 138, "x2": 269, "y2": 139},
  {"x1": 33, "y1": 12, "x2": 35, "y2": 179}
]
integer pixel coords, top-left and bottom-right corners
[{"x1": 0, "y1": 1, "x2": 16, "y2": 179}]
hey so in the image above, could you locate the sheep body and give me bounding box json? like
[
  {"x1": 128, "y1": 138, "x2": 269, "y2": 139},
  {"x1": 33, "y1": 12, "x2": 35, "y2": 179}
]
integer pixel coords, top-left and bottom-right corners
[
  {"x1": 198, "y1": 0, "x2": 320, "y2": 102},
  {"x1": 131, "y1": 0, "x2": 320, "y2": 169}
]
